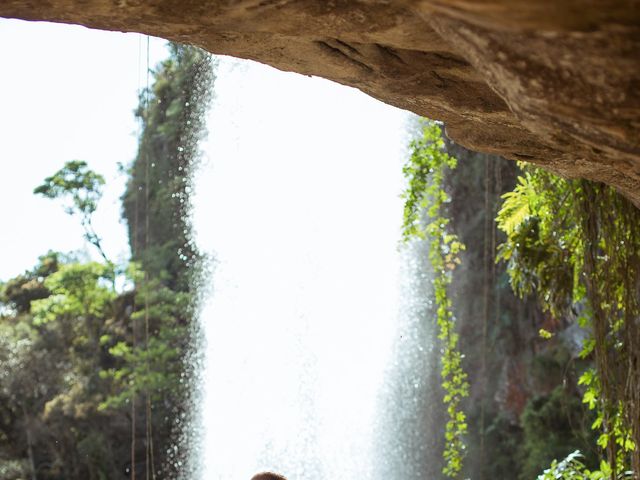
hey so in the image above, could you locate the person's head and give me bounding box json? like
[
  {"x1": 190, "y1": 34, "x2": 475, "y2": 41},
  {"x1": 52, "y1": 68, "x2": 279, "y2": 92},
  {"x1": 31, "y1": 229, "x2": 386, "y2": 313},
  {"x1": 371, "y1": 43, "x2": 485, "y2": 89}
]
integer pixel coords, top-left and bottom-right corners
[{"x1": 251, "y1": 473, "x2": 287, "y2": 480}]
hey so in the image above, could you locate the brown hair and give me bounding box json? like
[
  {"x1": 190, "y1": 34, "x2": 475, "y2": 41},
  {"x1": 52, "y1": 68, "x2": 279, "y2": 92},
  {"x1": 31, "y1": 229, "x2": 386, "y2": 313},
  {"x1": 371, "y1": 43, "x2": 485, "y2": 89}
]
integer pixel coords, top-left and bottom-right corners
[{"x1": 250, "y1": 473, "x2": 288, "y2": 480}]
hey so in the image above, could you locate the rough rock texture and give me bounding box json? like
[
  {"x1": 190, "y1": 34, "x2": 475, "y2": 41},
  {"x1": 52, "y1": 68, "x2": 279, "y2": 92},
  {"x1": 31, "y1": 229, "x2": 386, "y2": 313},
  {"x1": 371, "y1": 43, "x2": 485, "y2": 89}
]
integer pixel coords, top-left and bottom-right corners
[{"x1": 2, "y1": 1, "x2": 639, "y2": 203}]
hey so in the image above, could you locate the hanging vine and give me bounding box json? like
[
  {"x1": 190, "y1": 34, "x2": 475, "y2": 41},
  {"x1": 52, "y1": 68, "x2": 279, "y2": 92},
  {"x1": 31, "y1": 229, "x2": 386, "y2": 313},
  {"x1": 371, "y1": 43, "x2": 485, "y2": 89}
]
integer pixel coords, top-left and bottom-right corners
[
  {"x1": 496, "y1": 165, "x2": 640, "y2": 478},
  {"x1": 402, "y1": 120, "x2": 469, "y2": 478}
]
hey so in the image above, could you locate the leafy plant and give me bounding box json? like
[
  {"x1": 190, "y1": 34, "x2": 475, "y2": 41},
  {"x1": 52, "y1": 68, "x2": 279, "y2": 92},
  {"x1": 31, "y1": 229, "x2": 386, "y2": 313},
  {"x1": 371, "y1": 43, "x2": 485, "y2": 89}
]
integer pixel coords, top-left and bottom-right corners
[
  {"x1": 34, "y1": 160, "x2": 110, "y2": 263},
  {"x1": 99, "y1": 268, "x2": 188, "y2": 410},
  {"x1": 537, "y1": 450, "x2": 632, "y2": 480},
  {"x1": 402, "y1": 120, "x2": 469, "y2": 477},
  {"x1": 496, "y1": 165, "x2": 640, "y2": 477},
  {"x1": 122, "y1": 43, "x2": 214, "y2": 293},
  {"x1": 31, "y1": 262, "x2": 115, "y2": 325}
]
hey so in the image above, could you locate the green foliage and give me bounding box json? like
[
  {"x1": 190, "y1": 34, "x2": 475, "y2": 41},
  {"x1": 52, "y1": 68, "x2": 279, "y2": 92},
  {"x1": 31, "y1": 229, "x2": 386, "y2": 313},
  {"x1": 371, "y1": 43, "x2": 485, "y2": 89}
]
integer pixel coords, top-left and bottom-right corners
[
  {"x1": 578, "y1": 370, "x2": 634, "y2": 471},
  {"x1": 537, "y1": 450, "x2": 633, "y2": 480},
  {"x1": 519, "y1": 386, "x2": 597, "y2": 480},
  {"x1": 496, "y1": 168, "x2": 580, "y2": 316},
  {"x1": 539, "y1": 328, "x2": 554, "y2": 339},
  {"x1": 116, "y1": 43, "x2": 213, "y2": 477},
  {"x1": 497, "y1": 165, "x2": 640, "y2": 476},
  {"x1": 122, "y1": 43, "x2": 214, "y2": 292},
  {"x1": 402, "y1": 122, "x2": 456, "y2": 242},
  {"x1": 0, "y1": 316, "x2": 43, "y2": 401},
  {"x1": 0, "y1": 254, "x2": 113, "y2": 478},
  {"x1": 99, "y1": 270, "x2": 188, "y2": 410},
  {"x1": 0, "y1": 251, "x2": 59, "y2": 313},
  {"x1": 34, "y1": 160, "x2": 109, "y2": 262},
  {"x1": 0, "y1": 251, "x2": 192, "y2": 478},
  {"x1": 402, "y1": 120, "x2": 469, "y2": 477},
  {"x1": 34, "y1": 160, "x2": 105, "y2": 216},
  {"x1": 31, "y1": 262, "x2": 115, "y2": 325}
]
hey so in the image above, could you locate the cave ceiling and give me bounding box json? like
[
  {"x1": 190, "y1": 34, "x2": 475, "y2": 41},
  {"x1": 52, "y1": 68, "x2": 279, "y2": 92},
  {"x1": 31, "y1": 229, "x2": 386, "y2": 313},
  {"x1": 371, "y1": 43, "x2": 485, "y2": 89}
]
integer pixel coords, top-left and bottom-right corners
[{"x1": 2, "y1": 1, "x2": 639, "y2": 203}]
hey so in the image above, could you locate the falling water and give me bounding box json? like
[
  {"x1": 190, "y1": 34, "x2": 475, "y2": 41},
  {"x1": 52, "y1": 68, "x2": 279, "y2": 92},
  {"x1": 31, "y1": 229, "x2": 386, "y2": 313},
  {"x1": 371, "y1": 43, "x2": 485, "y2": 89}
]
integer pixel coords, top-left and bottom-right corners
[{"x1": 192, "y1": 57, "x2": 440, "y2": 480}]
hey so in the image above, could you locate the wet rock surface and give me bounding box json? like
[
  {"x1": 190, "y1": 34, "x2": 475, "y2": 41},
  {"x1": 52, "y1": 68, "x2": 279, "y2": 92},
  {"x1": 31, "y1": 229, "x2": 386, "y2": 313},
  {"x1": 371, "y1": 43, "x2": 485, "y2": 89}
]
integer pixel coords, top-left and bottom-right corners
[{"x1": 2, "y1": 0, "x2": 639, "y2": 202}]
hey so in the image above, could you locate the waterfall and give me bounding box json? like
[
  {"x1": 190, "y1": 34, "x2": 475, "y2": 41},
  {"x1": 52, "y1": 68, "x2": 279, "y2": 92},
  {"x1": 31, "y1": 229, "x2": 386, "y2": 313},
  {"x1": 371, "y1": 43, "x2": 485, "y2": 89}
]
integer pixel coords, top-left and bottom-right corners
[{"x1": 192, "y1": 57, "x2": 437, "y2": 480}]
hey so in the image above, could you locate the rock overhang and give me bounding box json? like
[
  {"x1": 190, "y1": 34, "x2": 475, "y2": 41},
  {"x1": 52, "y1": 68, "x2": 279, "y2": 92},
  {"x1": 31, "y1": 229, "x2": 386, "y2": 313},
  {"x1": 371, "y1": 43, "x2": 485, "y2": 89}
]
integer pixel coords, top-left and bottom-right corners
[{"x1": 2, "y1": 0, "x2": 638, "y2": 203}]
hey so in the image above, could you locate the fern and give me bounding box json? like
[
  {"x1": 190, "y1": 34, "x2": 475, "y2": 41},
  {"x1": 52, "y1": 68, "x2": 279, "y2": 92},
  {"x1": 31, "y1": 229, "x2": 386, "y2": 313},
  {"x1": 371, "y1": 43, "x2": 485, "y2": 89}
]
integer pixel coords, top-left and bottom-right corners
[{"x1": 497, "y1": 174, "x2": 532, "y2": 236}]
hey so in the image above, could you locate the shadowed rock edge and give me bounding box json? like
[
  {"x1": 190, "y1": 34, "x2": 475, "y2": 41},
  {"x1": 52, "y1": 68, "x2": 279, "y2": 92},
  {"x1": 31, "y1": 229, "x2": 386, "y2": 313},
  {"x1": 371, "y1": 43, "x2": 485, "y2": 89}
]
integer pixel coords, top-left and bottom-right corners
[{"x1": 2, "y1": 0, "x2": 639, "y2": 203}]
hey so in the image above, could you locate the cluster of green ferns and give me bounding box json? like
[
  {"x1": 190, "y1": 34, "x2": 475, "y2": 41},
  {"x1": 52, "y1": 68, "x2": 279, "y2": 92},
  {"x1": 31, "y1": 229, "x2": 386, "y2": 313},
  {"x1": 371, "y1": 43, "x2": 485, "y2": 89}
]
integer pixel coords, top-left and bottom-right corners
[{"x1": 497, "y1": 166, "x2": 639, "y2": 478}]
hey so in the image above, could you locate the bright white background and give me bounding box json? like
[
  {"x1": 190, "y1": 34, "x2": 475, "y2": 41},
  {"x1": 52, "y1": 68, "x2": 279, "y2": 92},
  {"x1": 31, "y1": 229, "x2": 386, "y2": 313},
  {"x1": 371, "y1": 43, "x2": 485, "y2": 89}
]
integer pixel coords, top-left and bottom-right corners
[{"x1": 0, "y1": 19, "x2": 167, "y2": 279}]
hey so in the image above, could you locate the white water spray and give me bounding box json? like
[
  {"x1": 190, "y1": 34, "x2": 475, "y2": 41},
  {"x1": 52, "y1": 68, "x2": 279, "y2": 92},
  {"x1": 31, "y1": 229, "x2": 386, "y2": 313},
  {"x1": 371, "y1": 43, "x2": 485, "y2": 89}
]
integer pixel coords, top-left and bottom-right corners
[{"x1": 193, "y1": 57, "x2": 429, "y2": 480}]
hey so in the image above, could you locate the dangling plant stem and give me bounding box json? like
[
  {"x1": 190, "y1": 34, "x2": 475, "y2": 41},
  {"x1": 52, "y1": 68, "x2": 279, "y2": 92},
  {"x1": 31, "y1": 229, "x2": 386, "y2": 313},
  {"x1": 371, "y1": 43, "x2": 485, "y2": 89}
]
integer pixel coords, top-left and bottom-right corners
[
  {"x1": 496, "y1": 167, "x2": 640, "y2": 477},
  {"x1": 402, "y1": 120, "x2": 469, "y2": 478}
]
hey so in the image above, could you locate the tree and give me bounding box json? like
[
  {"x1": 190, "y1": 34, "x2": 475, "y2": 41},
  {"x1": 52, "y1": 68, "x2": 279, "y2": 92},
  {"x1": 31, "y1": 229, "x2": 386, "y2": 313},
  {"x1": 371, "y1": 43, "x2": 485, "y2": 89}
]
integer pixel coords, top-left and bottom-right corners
[
  {"x1": 34, "y1": 160, "x2": 109, "y2": 263},
  {"x1": 122, "y1": 43, "x2": 214, "y2": 292},
  {"x1": 99, "y1": 269, "x2": 188, "y2": 410}
]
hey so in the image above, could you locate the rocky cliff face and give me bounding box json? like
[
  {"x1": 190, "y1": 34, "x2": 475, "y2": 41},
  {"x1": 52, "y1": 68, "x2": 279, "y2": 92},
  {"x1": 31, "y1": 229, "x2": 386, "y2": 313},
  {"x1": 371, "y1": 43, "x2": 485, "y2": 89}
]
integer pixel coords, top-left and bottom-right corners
[{"x1": 2, "y1": 1, "x2": 639, "y2": 203}]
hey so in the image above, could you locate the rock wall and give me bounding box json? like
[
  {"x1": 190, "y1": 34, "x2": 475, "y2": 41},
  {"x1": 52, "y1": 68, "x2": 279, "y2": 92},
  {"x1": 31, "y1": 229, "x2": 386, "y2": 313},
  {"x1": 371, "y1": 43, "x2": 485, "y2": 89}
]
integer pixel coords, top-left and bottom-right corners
[{"x1": 2, "y1": 1, "x2": 639, "y2": 203}]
